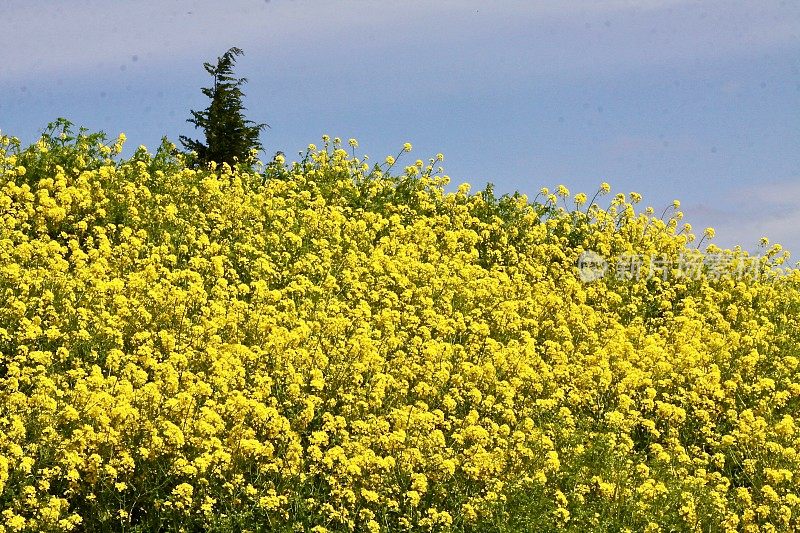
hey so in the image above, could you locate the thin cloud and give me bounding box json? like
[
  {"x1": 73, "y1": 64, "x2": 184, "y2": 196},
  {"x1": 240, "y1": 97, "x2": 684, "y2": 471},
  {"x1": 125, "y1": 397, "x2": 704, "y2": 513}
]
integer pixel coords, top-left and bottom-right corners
[
  {"x1": 1, "y1": 0, "x2": 798, "y2": 81},
  {"x1": 683, "y1": 179, "x2": 800, "y2": 256}
]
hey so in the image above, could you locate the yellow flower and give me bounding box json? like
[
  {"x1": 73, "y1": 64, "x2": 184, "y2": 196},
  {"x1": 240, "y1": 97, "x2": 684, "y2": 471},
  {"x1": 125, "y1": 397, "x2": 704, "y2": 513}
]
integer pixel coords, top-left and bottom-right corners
[{"x1": 1, "y1": 126, "x2": 799, "y2": 532}]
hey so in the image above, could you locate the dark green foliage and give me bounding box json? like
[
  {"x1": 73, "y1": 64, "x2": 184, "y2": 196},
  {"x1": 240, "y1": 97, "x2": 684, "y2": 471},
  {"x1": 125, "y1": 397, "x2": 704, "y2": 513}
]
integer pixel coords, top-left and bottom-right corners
[{"x1": 180, "y1": 47, "x2": 267, "y2": 169}]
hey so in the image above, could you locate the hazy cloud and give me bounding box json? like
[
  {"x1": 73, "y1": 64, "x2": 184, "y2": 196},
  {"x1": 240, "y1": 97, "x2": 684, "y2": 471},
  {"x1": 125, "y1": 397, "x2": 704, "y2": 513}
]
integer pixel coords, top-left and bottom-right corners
[
  {"x1": 1, "y1": 0, "x2": 798, "y2": 81},
  {"x1": 684, "y1": 179, "x2": 800, "y2": 256}
]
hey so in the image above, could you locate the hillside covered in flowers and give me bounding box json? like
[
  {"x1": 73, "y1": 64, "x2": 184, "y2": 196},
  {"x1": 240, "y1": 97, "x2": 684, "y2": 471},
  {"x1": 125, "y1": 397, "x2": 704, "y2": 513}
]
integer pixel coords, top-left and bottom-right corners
[{"x1": 1, "y1": 122, "x2": 799, "y2": 532}]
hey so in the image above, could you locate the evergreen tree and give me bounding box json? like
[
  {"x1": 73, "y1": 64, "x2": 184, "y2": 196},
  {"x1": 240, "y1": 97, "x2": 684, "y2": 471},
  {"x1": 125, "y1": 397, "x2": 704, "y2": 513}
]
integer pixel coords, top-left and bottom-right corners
[{"x1": 180, "y1": 47, "x2": 267, "y2": 168}]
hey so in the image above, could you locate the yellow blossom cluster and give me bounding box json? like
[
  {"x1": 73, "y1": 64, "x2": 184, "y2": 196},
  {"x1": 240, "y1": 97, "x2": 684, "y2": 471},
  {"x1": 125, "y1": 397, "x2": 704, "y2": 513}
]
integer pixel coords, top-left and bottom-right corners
[{"x1": 0, "y1": 125, "x2": 799, "y2": 532}]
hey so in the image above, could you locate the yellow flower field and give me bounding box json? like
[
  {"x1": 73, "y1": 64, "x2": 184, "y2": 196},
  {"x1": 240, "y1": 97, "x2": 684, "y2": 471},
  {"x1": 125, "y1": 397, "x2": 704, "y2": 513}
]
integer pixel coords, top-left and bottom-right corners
[{"x1": 0, "y1": 122, "x2": 799, "y2": 531}]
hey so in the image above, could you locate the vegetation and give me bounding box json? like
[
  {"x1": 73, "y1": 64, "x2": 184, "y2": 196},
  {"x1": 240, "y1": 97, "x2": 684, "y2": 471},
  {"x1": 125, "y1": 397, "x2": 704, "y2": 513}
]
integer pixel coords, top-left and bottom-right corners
[
  {"x1": 0, "y1": 124, "x2": 799, "y2": 532},
  {"x1": 180, "y1": 47, "x2": 267, "y2": 169}
]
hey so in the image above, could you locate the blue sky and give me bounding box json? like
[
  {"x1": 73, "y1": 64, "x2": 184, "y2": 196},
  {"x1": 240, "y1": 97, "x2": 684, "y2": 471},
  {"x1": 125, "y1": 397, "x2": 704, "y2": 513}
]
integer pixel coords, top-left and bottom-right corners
[{"x1": 2, "y1": 0, "x2": 799, "y2": 255}]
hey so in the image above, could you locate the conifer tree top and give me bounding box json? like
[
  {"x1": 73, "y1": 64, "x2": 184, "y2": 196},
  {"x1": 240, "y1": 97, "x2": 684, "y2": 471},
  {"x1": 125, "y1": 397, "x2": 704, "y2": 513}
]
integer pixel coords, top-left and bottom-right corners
[{"x1": 180, "y1": 47, "x2": 267, "y2": 169}]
